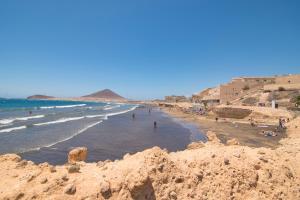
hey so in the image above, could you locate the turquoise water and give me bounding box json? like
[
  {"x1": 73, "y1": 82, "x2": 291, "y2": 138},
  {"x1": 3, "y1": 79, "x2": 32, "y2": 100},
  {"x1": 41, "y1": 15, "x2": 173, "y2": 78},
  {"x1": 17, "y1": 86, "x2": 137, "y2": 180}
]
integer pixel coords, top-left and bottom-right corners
[
  {"x1": 0, "y1": 98, "x2": 137, "y2": 154},
  {"x1": 0, "y1": 98, "x2": 100, "y2": 110}
]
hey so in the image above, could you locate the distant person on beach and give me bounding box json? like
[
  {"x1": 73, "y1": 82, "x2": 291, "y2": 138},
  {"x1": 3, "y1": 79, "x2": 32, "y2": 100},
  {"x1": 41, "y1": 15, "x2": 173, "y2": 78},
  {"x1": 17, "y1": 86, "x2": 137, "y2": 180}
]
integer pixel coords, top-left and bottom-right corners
[
  {"x1": 132, "y1": 113, "x2": 135, "y2": 119},
  {"x1": 149, "y1": 108, "x2": 151, "y2": 114},
  {"x1": 154, "y1": 121, "x2": 157, "y2": 128},
  {"x1": 29, "y1": 111, "x2": 32, "y2": 115},
  {"x1": 215, "y1": 117, "x2": 218, "y2": 122}
]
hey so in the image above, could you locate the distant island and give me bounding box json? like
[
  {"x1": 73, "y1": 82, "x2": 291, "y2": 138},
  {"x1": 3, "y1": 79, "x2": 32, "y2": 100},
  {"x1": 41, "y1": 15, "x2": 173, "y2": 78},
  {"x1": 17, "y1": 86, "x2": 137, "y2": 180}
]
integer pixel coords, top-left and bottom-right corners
[
  {"x1": 82, "y1": 89, "x2": 125, "y2": 100},
  {"x1": 27, "y1": 95, "x2": 54, "y2": 100},
  {"x1": 27, "y1": 89, "x2": 126, "y2": 102}
]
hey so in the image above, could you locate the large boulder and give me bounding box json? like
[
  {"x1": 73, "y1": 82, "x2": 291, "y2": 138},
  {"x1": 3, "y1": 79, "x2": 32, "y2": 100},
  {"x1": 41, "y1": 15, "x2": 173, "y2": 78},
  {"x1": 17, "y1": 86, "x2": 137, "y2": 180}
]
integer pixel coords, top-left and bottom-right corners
[{"x1": 68, "y1": 147, "x2": 88, "y2": 164}]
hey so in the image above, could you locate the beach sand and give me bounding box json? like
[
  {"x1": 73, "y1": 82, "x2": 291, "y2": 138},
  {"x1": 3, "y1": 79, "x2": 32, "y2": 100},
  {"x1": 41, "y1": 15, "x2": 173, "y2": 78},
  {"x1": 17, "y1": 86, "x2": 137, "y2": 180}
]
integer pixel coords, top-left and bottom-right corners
[{"x1": 162, "y1": 107, "x2": 285, "y2": 148}]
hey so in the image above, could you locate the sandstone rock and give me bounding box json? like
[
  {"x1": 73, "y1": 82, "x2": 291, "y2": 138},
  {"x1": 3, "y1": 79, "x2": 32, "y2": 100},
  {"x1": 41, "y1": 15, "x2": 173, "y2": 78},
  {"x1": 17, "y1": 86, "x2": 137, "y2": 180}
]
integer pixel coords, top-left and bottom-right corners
[
  {"x1": 49, "y1": 166, "x2": 56, "y2": 173},
  {"x1": 226, "y1": 138, "x2": 240, "y2": 145},
  {"x1": 40, "y1": 177, "x2": 47, "y2": 184},
  {"x1": 187, "y1": 141, "x2": 205, "y2": 150},
  {"x1": 68, "y1": 147, "x2": 88, "y2": 164},
  {"x1": 100, "y1": 181, "x2": 111, "y2": 199},
  {"x1": 61, "y1": 174, "x2": 69, "y2": 181},
  {"x1": 206, "y1": 131, "x2": 221, "y2": 143},
  {"x1": 224, "y1": 158, "x2": 230, "y2": 165},
  {"x1": 175, "y1": 176, "x2": 184, "y2": 183},
  {"x1": 259, "y1": 156, "x2": 268, "y2": 163},
  {"x1": 16, "y1": 160, "x2": 28, "y2": 168},
  {"x1": 64, "y1": 183, "x2": 76, "y2": 195},
  {"x1": 169, "y1": 191, "x2": 177, "y2": 199},
  {"x1": 68, "y1": 164, "x2": 80, "y2": 173}
]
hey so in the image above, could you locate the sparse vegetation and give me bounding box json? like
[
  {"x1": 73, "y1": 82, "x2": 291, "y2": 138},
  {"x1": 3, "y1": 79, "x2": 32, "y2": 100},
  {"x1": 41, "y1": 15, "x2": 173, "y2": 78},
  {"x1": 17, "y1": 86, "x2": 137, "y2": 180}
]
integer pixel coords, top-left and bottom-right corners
[
  {"x1": 278, "y1": 87, "x2": 286, "y2": 91},
  {"x1": 263, "y1": 89, "x2": 271, "y2": 93}
]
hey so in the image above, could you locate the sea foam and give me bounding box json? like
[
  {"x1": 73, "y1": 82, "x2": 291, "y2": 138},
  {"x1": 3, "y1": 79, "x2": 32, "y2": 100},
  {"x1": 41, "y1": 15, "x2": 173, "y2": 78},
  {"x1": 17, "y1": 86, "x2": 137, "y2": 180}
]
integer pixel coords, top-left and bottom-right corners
[
  {"x1": 0, "y1": 115, "x2": 45, "y2": 125},
  {"x1": 40, "y1": 104, "x2": 86, "y2": 109},
  {"x1": 0, "y1": 125, "x2": 27, "y2": 133},
  {"x1": 34, "y1": 117, "x2": 84, "y2": 126}
]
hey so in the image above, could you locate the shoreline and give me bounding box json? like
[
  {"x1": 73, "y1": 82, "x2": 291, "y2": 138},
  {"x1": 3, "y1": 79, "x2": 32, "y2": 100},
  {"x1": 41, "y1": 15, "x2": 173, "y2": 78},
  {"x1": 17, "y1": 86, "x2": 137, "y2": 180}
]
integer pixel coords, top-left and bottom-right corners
[
  {"x1": 161, "y1": 107, "x2": 285, "y2": 148},
  {"x1": 19, "y1": 107, "x2": 199, "y2": 165}
]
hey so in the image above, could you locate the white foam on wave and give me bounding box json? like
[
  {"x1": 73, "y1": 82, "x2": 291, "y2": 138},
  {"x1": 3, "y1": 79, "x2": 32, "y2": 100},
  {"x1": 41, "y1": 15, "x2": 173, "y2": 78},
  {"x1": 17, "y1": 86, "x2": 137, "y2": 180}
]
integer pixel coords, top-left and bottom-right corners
[
  {"x1": 19, "y1": 120, "x2": 103, "y2": 153},
  {"x1": 106, "y1": 105, "x2": 138, "y2": 117},
  {"x1": 40, "y1": 104, "x2": 86, "y2": 109},
  {"x1": 103, "y1": 105, "x2": 121, "y2": 110},
  {"x1": 0, "y1": 115, "x2": 45, "y2": 125},
  {"x1": 34, "y1": 117, "x2": 84, "y2": 126},
  {"x1": 86, "y1": 114, "x2": 105, "y2": 118},
  {"x1": 0, "y1": 125, "x2": 27, "y2": 133},
  {"x1": 45, "y1": 120, "x2": 103, "y2": 148}
]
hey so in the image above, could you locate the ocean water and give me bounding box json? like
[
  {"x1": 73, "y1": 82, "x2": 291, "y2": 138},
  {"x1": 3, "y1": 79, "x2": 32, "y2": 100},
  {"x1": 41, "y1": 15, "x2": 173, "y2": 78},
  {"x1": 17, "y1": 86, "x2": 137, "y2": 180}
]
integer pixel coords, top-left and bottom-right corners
[{"x1": 0, "y1": 99, "x2": 137, "y2": 154}]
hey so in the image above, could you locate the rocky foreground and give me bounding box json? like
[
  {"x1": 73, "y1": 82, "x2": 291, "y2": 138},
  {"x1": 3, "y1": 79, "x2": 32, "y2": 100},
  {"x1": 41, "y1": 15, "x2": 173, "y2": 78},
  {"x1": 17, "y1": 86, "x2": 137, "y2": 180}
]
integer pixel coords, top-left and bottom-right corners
[{"x1": 0, "y1": 119, "x2": 300, "y2": 200}]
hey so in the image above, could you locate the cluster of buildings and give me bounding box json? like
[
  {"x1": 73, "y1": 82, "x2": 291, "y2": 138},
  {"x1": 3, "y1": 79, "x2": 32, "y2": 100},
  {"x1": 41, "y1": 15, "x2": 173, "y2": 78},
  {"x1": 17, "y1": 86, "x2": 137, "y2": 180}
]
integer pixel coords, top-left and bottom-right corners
[{"x1": 164, "y1": 74, "x2": 300, "y2": 107}]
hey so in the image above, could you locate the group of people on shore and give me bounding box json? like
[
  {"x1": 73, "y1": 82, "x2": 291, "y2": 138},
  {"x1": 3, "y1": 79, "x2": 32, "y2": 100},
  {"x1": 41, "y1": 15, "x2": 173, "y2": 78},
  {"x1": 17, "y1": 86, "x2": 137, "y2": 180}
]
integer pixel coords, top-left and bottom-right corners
[{"x1": 132, "y1": 107, "x2": 157, "y2": 128}]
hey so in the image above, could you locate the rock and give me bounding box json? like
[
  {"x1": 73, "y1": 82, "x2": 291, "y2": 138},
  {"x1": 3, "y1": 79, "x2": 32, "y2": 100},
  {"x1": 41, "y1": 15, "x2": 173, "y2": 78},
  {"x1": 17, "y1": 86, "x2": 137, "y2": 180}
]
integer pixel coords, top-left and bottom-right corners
[
  {"x1": 226, "y1": 138, "x2": 240, "y2": 145},
  {"x1": 64, "y1": 183, "x2": 76, "y2": 195},
  {"x1": 206, "y1": 131, "x2": 221, "y2": 143},
  {"x1": 259, "y1": 156, "x2": 268, "y2": 163},
  {"x1": 68, "y1": 147, "x2": 88, "y2": 164},
  {"x1": 61, "y1": 174, "x2": 69, "y2": 181},
  {"x1": 224, "y1": 158, "x2": 230, "y2": 165},
  {"x1": 100, "y1": 181, "x2": 112, "y2": 199},
  {"x1": 68, "y1": 164, "x2": 80, "y2": 173},
  {"x1": 187, "y1": 141, "x2": 205, "y2": 150},
  {"x1": 49, "y1": 166, "x2": 56, "y2": 173},
  {"x1": 43, "y1": 186, "x2": 50, "y2": 192},
  {"x1": 40, "y1": 177, "x2": 48, "y2": 184},
  {"x1": 175, "y1": 176, "x2": 184, "y2": 183},
  {"x1": 257, "y1": 149, "x2": 266, "y2": 155},
  {"x1": 254, "y1": 164, "x2": 261, "y2": 170},
  {"x1": 16, "y1": 160, "x2": 28, "y2": 168},
  {"x1": 169, "y1": 191, "x2": 177, "y2": 199},
  {"x1": 13, "y1": 192, "x2": 24, "y2": 200},
  {"x1": 195, "y1": 171, "x2": 204, "y2": 182},
  {"x1": 97, "y1": 161, "x2": 105, "y2": 168}
]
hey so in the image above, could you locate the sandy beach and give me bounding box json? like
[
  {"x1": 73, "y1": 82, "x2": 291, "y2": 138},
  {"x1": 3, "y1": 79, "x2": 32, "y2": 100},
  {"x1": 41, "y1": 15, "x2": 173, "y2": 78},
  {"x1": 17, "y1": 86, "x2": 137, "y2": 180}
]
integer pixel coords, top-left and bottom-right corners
[{"x1": 161, "y1": 107, "x2": 285, "y2": 148}]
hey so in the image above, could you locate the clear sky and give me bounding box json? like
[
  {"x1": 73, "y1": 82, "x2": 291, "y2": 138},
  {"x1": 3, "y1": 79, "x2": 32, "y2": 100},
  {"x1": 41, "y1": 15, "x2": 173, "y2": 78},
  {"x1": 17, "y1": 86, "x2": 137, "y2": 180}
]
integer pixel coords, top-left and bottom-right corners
[{"x1": 0, "y1": 0, "x2": 299, "y2": 100}]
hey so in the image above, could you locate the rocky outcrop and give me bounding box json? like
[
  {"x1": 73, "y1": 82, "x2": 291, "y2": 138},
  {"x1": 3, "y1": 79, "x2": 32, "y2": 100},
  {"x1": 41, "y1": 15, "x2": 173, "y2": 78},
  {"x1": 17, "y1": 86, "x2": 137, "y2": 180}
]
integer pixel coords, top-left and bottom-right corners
[{"x1": 68, "y1": 147, "x2": 87, "y2": 163}]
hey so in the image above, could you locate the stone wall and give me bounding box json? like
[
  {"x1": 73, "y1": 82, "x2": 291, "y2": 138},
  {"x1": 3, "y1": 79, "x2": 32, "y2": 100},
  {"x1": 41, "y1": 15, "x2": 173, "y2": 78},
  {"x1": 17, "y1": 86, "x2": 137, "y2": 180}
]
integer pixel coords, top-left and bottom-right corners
[{"x1": 275, "y1": 74, "x2": 300, "y2": 84}]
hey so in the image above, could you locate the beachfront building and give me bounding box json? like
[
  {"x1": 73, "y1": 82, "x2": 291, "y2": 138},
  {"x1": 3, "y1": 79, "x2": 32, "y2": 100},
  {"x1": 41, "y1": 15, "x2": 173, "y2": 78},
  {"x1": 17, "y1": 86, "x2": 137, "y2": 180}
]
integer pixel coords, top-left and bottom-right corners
[
  {"x1": 164, "y1": 95, "x2": 189, "y2": 103},
  {"x1": 192, "y1": 87, "x2": 220, "y2": 107}
]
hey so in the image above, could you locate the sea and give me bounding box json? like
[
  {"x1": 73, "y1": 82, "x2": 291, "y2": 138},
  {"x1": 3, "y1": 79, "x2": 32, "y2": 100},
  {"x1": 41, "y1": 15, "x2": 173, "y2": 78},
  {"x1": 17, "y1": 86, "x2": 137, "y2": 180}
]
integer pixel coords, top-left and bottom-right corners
[{"x1": 0, "y1": 98, "x2": 205, "y2": 164}]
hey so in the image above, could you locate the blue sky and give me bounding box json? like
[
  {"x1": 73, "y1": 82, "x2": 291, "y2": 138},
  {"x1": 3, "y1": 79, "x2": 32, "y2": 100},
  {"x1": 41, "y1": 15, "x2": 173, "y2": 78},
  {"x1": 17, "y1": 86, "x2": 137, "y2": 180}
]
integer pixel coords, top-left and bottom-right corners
[{"x1": 0, "y1": 0, "x2": 299, "y2": 100}]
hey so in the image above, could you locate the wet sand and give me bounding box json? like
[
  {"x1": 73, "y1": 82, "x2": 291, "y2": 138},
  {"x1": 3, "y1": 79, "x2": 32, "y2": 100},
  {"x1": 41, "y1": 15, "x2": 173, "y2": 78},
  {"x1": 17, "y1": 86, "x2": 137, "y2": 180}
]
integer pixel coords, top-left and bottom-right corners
[
  {"x1": 20, "y1": 107, "x2": 204, "y2": 165},
  {"x1": 163, "y1": 108, "x2": 285, "y2": 148}
]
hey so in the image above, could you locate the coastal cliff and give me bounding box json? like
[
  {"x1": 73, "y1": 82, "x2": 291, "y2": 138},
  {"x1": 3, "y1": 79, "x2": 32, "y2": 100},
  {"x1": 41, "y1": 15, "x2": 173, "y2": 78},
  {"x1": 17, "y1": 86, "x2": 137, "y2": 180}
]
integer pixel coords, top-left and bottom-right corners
[{"x1": 0, "y1": 118, "x2": 299, "y2": 200}]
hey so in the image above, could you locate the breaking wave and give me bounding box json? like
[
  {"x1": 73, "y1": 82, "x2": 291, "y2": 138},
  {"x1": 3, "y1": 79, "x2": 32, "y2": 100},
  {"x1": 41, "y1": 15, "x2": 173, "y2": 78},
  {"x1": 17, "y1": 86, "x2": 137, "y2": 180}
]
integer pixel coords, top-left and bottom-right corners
[
  {"x1": 0, "y1": 115, "x2": 45, "y2": 125},
  {"x1": 0, "y1": 125, "x2": 27, "y2": 133},
  {"x1": 34, "y1": 117, "x2": 84, "y2": 126},
  {"x1": 40, "y1": 104, "x2": 86, "y2": 109}
]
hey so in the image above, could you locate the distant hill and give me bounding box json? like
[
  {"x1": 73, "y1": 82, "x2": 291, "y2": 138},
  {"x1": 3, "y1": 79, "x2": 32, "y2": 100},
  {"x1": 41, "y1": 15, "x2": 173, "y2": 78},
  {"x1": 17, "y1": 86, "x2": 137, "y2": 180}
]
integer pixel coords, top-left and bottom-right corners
[
  {"x1": 82, "y1": 89, "x2": 125, "y2": 100},
  {"x1": 27, "y1": 95, "x2": 54, "y2": 100}
]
